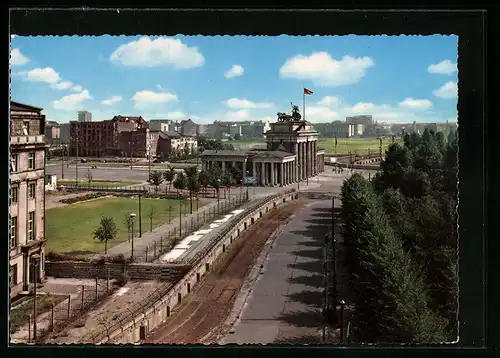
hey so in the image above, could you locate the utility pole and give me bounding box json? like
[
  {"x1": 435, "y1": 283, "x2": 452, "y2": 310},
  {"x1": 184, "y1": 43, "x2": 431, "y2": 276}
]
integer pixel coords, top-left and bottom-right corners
[
  {"x1": 138, "y1": 194, "x2": 142, "y2": 237},
  {"x1": 75, "y1": 122, "x2": 79, "y2": 186},
  {"x1": 31, "y1": 254, "x2": 40, "y2": 342},
  {"x1": 61, "y1": 140, "x2": 65, "y2": 179}
]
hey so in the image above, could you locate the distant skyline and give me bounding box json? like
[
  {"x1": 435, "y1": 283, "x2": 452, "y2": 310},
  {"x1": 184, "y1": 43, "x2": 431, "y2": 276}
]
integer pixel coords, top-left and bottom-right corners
[{"x1": 10, "y1": 35, "x2": 458, "y2": 124}]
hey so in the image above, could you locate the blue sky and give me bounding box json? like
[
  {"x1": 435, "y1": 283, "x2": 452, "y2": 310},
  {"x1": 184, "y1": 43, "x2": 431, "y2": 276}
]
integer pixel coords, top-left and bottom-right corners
[{"x1": 10, "y1": 35, "x2": 458, "y2": 124}]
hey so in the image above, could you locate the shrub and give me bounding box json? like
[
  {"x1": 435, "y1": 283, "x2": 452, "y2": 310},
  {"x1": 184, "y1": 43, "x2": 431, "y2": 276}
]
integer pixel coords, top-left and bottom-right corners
[
  {"x1": 106, "y1": 253, "x2": 127, "y2": 264},
  {"x1": 115, "y1": 272, "x2": 129, "y2": 287},
  {"x1": 90, "y1": 255, "x2": 106, "y2": 265}
]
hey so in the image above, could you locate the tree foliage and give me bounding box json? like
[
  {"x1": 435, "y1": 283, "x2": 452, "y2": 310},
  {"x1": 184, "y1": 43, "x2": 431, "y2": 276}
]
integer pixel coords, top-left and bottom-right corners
[
  {"x1": 341, "y1": 128, "x2": 458, "y2": 342},
  {"x1": 173, "y1": 171, "x2": 187, "y2": 192},
  {"x1": 163, "y1": 167, "x2": 176, "y2": 193},
  {"x1": 148, "y1": 170, "x2": 164, "y2": 193},
  {"x1": 92, "y1": 216, "x2": 118, "y2": 254}
]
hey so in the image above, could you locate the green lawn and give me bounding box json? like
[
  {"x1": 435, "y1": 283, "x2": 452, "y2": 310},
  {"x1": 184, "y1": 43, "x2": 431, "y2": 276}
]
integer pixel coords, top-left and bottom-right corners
[
  {"x1": 57, "y1": 179, "x2": 142, "y2": 188},
  {"x1": 46, "y1": 196, "x2": 207, "y2": 258},
  {"x1": 318, "y1": 137, "x2": 401, "y2": 156},
  {"x1": 10, "y1": 294, "x2": 67, "y2": 334}
]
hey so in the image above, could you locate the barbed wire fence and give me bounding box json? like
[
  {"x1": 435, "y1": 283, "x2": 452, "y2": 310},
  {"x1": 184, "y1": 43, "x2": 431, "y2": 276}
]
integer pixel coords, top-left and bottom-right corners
[{"x1": 19, "y1": 278, "x2": 116, "y2": 343}]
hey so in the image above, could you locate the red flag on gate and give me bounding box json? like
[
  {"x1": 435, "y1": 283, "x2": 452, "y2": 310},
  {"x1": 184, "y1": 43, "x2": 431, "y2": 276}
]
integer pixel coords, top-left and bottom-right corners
[{"x1": 304, "y1": 88, "x2": 313, "y2": 95}]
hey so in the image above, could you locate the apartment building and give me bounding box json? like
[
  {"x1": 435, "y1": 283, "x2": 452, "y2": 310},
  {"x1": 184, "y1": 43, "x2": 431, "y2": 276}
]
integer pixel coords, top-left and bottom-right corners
[
  {"x1": 10, "y1": 101, "x2": 48, "y2": 299},
  {"x1": 151, "y1": 130, "x2": 198, "y2": 157},
  {"x1": 69, "y1": 115, "x2": 149, "y2": 158}
]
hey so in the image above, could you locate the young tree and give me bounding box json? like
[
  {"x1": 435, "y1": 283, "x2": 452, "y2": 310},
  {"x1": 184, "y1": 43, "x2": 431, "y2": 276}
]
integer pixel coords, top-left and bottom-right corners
[
  {"x1": 148, "y1": 205, "x2": 155, "y2": 231},
  {"x1": 123, "y1": 214, "x2": 133, "y2": 243},
  {"x1": 208, "y1": 165, "x2": 222, "y2": 198},
  {"x1": 198, "y1": 169, "x2": 210, "y2": 196},
  {"x1": 173, "y1": 171, "x2": 187, "y2": 195},
  {"x1": 187, "y1": 171, "x2": 201, "y2": 214},
  {"x1": 148, "y1": 170, "x2": 164, "y2": 194},
  {"x1": 86, "y1": 169, "x2": 93, "y2": 187},
  {"x1": 92, "y1": 216, "x2": 118, "y2": 254},
  {"x1": 221, "y1": 169, "x2": 234, "y2": 197},
  {"x1": 163, "y1": 167, "x2": 176, "y2": 194}
]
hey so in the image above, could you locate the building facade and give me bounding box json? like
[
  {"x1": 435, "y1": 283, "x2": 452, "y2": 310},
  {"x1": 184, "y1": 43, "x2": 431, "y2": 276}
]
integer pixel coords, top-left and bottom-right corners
[
  {"x1": 77, "y1": 110, "x2": 92, "y2": 122},
  {"x1": 10, "y1": 101, "x2": 48, "y2": 299},
  {"x1": 44, "y1": 121, "x2": 61, "y2": 146},
  {"x1": 201, "y1": 119, "x2": 325, "y2": 187},
  {"x1": 69, "y1": 116, "x2": 149, "y2": 158}
]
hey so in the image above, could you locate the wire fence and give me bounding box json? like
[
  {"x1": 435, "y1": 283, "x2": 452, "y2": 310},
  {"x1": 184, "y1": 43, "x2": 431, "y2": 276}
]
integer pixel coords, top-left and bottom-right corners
[
  {"x1": 19, "y1": 278, "x2": 115, "y2": 343},
  {"x1": 132, "y1": 191, "x2": 250, "y2": 263}
]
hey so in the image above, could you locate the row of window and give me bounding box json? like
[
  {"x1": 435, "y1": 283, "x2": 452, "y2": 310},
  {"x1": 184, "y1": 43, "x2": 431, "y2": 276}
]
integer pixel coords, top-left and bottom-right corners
[
  {"x1": 10, "y1": 212, "x2": 36, "y2": 249},
  {"x1": 10, "y1": 182, "x2": 37, "y2": 205},
  {"x1": 10, "y1": 152, "x2": 36, "y2": 173}
]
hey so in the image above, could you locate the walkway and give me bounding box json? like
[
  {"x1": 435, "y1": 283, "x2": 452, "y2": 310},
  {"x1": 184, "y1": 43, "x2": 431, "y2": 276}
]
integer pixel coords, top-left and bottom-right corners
[{"x1": 220, "y1": 200, "x2": 332, "y2": 344}]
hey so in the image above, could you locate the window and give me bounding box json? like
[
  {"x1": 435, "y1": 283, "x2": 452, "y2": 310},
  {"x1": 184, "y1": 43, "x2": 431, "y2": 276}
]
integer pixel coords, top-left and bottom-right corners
[
  {"x1": 23, "y1": 120, "x2": 30, "y2": 135},
  {"x1": 10, "y1": 216, "x2": 18, "y2": 248},
  {"x1": 28, "y1": 152, "x2": 35, "y2": 169},
  {"x1": 10, "y1": 265, "x2": 18, "y2": 287},
  {"x1": 28, "y1": 211, "x2": 35, "y2": 241},
  {"x1": 10, "y1": 186, "x2": 18, "y2": 204},
  {"x1": 28, "y1": 182, "x2": 36, "y2": 199},
  {"x1": 10, "y1": 154, "x2": 18, "y2": 172}
]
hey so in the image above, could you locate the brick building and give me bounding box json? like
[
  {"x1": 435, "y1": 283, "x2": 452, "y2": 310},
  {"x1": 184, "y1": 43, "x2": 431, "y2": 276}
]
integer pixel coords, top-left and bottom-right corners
[
  {"x1": 69, "y1": 115, "x2": 150, "y2": 158},
  {"x1": 10, "y1": 101, "x2": 48, "y2": 299}
]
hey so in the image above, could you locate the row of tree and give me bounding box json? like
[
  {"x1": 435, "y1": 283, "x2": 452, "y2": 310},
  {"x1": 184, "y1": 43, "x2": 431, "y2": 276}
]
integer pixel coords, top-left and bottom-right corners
[
  {"x1": 340, "y1": 128, "x2": 458, "y2": 343},
  {"x1": 147, "y1": 164, "x2": 242, "y2": 212}
]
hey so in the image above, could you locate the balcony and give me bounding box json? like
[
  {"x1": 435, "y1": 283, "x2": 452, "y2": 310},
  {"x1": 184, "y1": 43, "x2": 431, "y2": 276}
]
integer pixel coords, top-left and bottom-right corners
[{"x1": 10, "y1": 135, "x2": 45, "y2": 145}]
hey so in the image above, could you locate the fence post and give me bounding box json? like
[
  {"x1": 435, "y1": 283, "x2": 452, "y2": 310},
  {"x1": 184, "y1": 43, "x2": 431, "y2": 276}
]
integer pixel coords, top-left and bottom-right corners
[
  {"x1": 67, "y1": 295, "x2": 71, "y2": 319},
  {"x1": 107, "y1": 269, "x2": 110, "y2": 291},
  {"x1": 160, "y1": 236, "x2": 163, "y2": 253},
  {"x1": 191, "y1": 217, "x2": 193, "y2": 231},
  {"x1": 154, "y1": 240, "x2": 157, "y2": 257},
  {"x1": 203, "y1": 210, "x2": 205, "y2": 223},
  {"x1": 146, "y1": 247, "x2": 148, "y2": 262},
  {"x1": 95, "y1": 277, "x2": 98, "y2": 300},
  {"x1": 81, "y1": 286, "x2": 85, "y2": 313},
  {"x1": 28, "y1": 314, "x2": 32, "y2": 343},
  {"x1": 174, "y1": 227, "x2": 177, "y2": 238},
  {"x1": 51, "y1": 304, "x2": 55, "y2": 332}
]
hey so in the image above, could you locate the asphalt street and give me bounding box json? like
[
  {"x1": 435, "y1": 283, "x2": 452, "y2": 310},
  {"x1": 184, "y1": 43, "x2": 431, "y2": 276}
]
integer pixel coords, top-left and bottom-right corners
[{"x1": 220, "y1": 199, "x2": 333, "y2": 344}]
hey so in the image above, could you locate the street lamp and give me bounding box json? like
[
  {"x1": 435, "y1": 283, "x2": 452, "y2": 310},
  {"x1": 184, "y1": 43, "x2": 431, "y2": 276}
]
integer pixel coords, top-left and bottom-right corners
[
  {"x1": 147, "y1": 143, "x2": 152, "y2": 179},
  {"x1": 130, "y1": 213, "x2": 136, "y2": 260},
  {"x1": 217, "y1": 178, "x2": 221, "y2": 213},
  {"x1": 31, "y1": 253, "x2": 41, "y2": 342}
]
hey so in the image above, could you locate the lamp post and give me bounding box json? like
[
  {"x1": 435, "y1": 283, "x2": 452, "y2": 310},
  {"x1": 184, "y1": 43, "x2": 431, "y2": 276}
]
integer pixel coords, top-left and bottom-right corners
[
  {"x1": 297, "y1": 164, "x2": 300, "y2": 192},
  {"x1": 130, "y1": 213, "x2": 136, "y2": 260},
  {"x1": 340, "y1": 300, "x2": 346, "y2": 343},
  {"x1": 31, "y1": 254, "x2": 40, "y2": 342},
  {"x1": 217, "y1": 178, "x2": 221, "y2": 213},
  {"x1": 148, "y1": 144, "x2": 152, "y2": 179},
  {"x1": 138, "y1": 194, "x2": 142, "y2": 237}
]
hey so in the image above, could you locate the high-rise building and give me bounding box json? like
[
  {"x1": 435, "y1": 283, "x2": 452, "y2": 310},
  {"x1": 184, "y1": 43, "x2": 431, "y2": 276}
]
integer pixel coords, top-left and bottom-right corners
[
  {"x1": 10, "y1": 101, "x2": 48, "y2": 299},
  {"x1": 77, "y1": 110, "x2": 92, "y2": 122}
]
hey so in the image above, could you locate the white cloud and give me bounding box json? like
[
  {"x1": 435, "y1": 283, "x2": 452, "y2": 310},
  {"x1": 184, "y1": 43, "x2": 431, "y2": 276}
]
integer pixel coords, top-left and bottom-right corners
[
  {"x1": 101, "y1": 96, "x2": 123, "y2": 105},
  {"x1": 51, "y1": 80, "x2": 73, "y2": 90},
  {"x1": 304, "y1": 106, "x2": 340, "y2": 121},
  {"x1": 224, "y1": 98, "x2": 273, "y2": 109},
  {"x1": 132, "y1": 90, "x2": 178, "y2": 109},
  {"x1": 428, "y1": 60, "x2": 457, "y2": 75},
  {"x1": 72, "y1": 85, "x2": 83, "y2": 92},
  {"x1": 279, "y1": 52, "x2": 375, "y2": 87},
  {"x1": 19, "y1": 67, "x2": 61, "y2": 84},
  {"x1": 156, "y1": 84, "x2": 166, "y2": 91},
  {"x1": 399, "y1": 98, "x2": 433, "y2": 110},
  {"x1": 433, "y1": 81, "x2": 458, "y2": 99},
  {"x1": 110, "y1": 36, "x2": 204, "y2": 69},
  {"x1": 10, "y1": 48, "x2": 30, "y2": 66},
  {"x1": 349, "y1": 102, "x2": 376, "y2": 113},
  {"x1": 52, "y1": 90, "x2": 92, "y2": 110},
  {"x1": 225, "y1": 65, "x2": 244, "y2": 79},
  {"x1": 166, "y1": 111, "x2": 187, "y2": 120},
  {"x1": 225, "y1": 109, "x2": 250, "y2": 120},
  {"x1": 317, "y1": 96, "x2": 341, "y2": 107}
]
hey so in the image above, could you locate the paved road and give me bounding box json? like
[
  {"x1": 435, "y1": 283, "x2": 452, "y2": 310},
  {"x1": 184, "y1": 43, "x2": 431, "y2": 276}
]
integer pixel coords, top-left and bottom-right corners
[{"x1": 220, "y1": 199, "x2": 333, "y2": 344}]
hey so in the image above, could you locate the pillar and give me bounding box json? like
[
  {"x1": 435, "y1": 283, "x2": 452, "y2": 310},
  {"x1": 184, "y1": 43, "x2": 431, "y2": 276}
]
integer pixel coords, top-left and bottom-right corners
[
  {"x1": 294, "y1": 143, "x2": 299, "y2": 182},
  {"x1": 252, "y1": 161, "x2": 256, "y2": 177},
  {"x1": 243, "y1": 160, "x2": 247, "y2": 182},
  {"x1": 260, "y1": 162, "x2": 266, "y2": 185},
  {"x1": 221, "y1": 161, "x2": 226, "y2": 172},
  {"x1": 313, "y1": 141, "x2": 317, "y2": 175},
  {"x1": 270, "y1": 163, "x2": 275, "y2": 186},
  {"x1": 280, "y1": 163, "x2": 284, "y2": 187}
]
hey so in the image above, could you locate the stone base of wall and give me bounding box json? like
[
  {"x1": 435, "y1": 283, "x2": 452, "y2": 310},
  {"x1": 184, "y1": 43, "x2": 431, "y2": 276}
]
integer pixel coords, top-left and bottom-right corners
[{"x1": 46, "y1": 262, "x2": 190, "y2": 281}]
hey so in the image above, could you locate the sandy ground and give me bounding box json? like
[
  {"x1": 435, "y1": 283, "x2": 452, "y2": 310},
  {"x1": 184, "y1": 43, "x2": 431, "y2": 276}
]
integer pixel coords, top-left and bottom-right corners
[{"x1": 144, "y1": 200, "x2": 307, "y2": 344}]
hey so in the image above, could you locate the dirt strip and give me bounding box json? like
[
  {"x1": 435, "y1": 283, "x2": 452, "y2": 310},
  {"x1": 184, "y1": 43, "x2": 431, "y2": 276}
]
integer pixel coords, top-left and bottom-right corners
[{"x1": 145, "y1": 199, "x2": 308, "y2": 344}]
